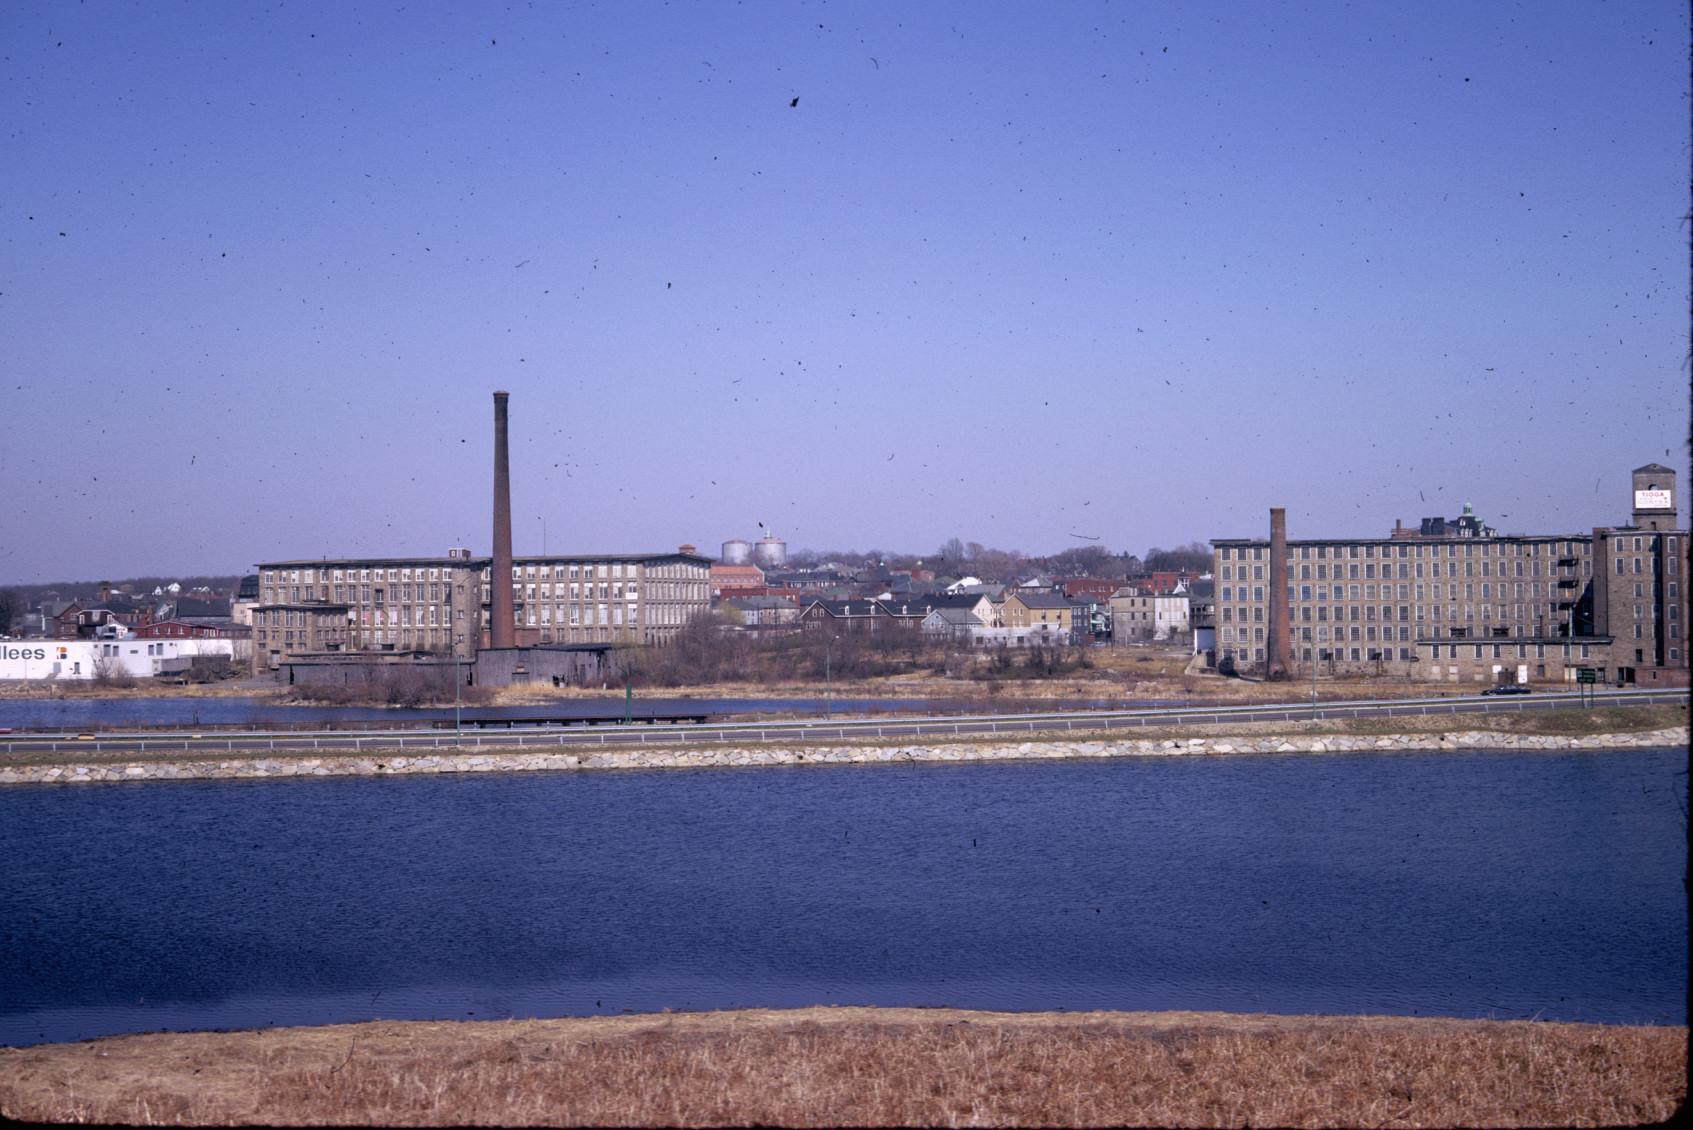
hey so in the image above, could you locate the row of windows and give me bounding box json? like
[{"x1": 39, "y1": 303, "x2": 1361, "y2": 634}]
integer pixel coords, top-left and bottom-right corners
[
  {"x1": 1615, "y1": 556, "x2": 1676, "y2": 575},
  {"x1": 526, "y1": 604, "x2": 646, "y2": 627},
  {"x1": 1221, "y1": 646, "x2": 1419, "y2": 662},
  {"x1": 261, "y1": 561, "x2": 710, "y2": 587},
  {"x1": 1220, "y1": 558, "x2": 1594, "y2": 583},
  {"x1": 495, "y1": 562, "x2": 640, "y2": 581},
  {"x1": 261, "y1": 581, "x2": 711, "y2": 606},
  {"x1": 258, "y1": 603, "x2": 705, "y2": 641},
  {"x1": 1222, "y1": 625, "x2": 1420, "y2": 643},
  {"x1": 1219, "y1": 581, "x2": 1626, "y2": 604},
  {"x1": 518, "y1": 582, "x2": 636, "y2": 601},
  {"x1": 1222, "y1": 640, "x2": 1693, "y2": 669},
  {"x1": 1215, "y1": 539, "x2": 1617, "y2": 563},
  {"x1": 264, "y1": 566, "x2": 464, "y2": 585},
  {"x1": 1225, "y1": 603, "x2": 1588, "y2": 624}
]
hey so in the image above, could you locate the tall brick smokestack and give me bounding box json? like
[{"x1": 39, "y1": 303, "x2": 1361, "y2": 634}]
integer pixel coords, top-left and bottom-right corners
[
  {"x1": 490, "y1": 390, "x2": 515, "y2": 650},
  {"x1": 1267, "y1": 507, "x2": 1290, "y2": 678}
]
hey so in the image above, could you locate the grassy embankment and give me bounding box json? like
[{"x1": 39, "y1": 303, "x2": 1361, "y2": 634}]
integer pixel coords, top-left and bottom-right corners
[
  {"x1": 1, "y1": 704, "x2": 1683, "y2": 776},
  {"x1": 487, "y1": 647, "x2": 1534, "y2": 707},
  {"x1": 2, "y1": 1006, "x2": 1682, "y2": 1127},
  {"x1": 7, "y1": 646, "x2": 1672, "y2": 710}
]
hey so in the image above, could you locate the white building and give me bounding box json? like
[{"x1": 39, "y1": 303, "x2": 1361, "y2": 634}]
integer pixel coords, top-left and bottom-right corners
[
  {"x1": 919, "y1": 609, "x2": 1068, "y2": 648},
  {"x1": 0, "y1": 638, "x2": 247, "y2": 681},
  {"x1": 1109, "y1": 587, "x2": 1192, "y2": 643}
]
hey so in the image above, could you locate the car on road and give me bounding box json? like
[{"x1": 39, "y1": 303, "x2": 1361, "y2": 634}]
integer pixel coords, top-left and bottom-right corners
[{"x1": 1481, "y1": 684, "x2": 1532, "y2": 695}]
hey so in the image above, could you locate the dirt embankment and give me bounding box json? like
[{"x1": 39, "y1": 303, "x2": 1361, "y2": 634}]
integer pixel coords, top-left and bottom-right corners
[{"x1": 1, "y1": 1006, "x2": 1682, "y2": 1128}]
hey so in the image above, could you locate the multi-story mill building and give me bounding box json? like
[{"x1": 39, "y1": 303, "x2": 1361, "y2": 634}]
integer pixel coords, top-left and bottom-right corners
[
  {"x1": 1210, "y1": 463, "x2": 1687, "y2": 686},
  {"x1": 251, "y1": 546, "x2": 711, "y2": 671}
]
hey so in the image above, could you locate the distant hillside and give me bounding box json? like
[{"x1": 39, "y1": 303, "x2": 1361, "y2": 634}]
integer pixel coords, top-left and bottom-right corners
[{"x1": 2, "y1": 575, "x2": 246, "y2": 609}]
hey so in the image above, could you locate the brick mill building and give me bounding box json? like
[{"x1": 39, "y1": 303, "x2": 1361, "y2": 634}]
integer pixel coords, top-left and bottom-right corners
[
  {"x1": 1210, "y1": 463, "x2": 1688, "y2": 687},
  {"x1": 251, "y1": 548, "x2": 712, "y2": 672}
]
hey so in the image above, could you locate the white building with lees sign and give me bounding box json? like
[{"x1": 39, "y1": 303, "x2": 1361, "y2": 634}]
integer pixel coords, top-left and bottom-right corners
[{"x1": 0, "y1": 638, "x2": 247, "y2": 681}]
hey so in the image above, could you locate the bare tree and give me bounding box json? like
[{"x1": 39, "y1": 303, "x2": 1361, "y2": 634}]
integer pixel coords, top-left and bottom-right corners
[
  {"x1": 91, "y1": 653, "x2": 136, "y2": 689},
  {"x1": 966, "y1": 545, "x2": 1025, "y2": 583},
  {"x1": 187, "y1": 654, "x2": 237, "y2": 683},
  {"x1": 1048, "y1": 545, "x2": 1114, "y2": 577},
  {"x1": 1142, "y1": 542, "x2": 1211, "y2": 573}
]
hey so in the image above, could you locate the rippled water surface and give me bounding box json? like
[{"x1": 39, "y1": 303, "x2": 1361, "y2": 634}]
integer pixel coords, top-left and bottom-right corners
[{"x1": 2, "y1": 746, "x2": 1684, "y2": 1046}]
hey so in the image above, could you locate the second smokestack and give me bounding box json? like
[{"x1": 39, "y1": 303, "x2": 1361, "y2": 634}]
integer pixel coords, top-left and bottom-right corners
[{"x1": 491, "y1": 390, "x2": 515, "y2": 649}]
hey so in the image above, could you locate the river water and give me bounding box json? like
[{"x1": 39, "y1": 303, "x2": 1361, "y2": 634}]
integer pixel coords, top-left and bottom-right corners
[
  {"x1": 1, "y1": 746, "x2": 1684, "y2": 1046},
  {"x1": 0, "y1": 694, "x2": 1165, "y2": 731}
]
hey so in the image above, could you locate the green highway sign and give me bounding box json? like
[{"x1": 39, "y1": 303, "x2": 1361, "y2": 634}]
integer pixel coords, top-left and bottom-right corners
[{"x1": 1576, "y1": 667, "x2": 1597, "y2": 684}]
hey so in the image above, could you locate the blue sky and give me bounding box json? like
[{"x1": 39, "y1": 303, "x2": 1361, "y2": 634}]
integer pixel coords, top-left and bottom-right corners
[{"x1": 4, "y1": 0, "x2": 1687, "y2": 583}]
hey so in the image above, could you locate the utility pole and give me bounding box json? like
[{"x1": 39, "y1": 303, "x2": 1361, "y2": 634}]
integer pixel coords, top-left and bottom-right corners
[{"x1": 1310, "y1": 627, "x2": 1325, "y2": 720}]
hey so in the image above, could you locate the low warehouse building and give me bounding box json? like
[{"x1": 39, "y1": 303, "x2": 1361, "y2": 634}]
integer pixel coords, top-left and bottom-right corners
[{"x1": 0, "y1": 638, "x2": 248, "y2": 681}]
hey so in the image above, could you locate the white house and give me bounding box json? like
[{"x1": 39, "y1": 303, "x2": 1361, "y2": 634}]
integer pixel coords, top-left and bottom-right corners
[{"x1": 921, "y1": 607, "x2": 982, "y2": 641}]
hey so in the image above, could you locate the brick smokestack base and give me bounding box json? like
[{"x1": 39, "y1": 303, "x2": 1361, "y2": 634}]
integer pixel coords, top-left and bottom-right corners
[
  {"x1": 1268, "y1": 507, "x2": 1290, "y2": 678},
  {"x1": 490, "y1": 390, "x2": 515, "y2": 650}
]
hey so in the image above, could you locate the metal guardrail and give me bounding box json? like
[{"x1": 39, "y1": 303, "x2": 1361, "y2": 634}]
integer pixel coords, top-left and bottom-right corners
[{"x1": 2, "y1": 689, "x2": 1683, "y2": 758}]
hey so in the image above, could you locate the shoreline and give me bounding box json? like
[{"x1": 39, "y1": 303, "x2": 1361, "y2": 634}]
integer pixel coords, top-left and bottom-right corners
[
  {"x1": 2, "y1": 1005, "x2": 1683, "y2": 1127},
  {"x1": 2, "y1": 724, "x2": 1683, "y2": 786}
]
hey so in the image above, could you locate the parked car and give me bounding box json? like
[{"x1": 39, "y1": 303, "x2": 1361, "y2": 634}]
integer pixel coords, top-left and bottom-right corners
[{"x1": 1481, "y1": 683, "x2": 1532, "y2": 695}]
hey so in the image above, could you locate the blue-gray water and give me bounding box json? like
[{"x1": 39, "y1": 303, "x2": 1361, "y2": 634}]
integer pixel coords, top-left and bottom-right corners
[
  {"x1": 0, "y1": 694, "x2": 1163, "y2": 730},
  {"x1": 1, "y1": 747, "x2": 1684, "y2": 1046}
]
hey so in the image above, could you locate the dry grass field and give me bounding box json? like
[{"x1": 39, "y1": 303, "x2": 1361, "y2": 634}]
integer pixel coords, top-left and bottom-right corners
[
  {"x1": 0, "y1": 679, "x2": 270, "y2": 700},
  {"x1": 481, "y1": 645, "x2": 1204, "y2": 705},
  {"x1": 1, "y1": 1006, "x2": 1683, "y2": 1128}
]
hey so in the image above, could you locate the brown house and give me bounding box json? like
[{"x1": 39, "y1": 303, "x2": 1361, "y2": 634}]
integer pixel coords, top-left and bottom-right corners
[{"x1": 999, "y1": 591, "x2": 1073, "y2": 634}]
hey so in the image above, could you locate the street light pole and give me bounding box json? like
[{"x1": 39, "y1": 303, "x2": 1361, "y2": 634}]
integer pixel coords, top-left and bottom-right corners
[
  {"x1": 824, "y1": 634, "x2": 833, "y2": 718},
  {"x1": 1310, "y1": 627, "x2": 1325, "y2": 720}
]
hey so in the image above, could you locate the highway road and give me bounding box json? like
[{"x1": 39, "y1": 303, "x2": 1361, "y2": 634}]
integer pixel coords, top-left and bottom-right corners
[{"x1": 2, "y1": 688, "x2": 1683, "y2": 759}]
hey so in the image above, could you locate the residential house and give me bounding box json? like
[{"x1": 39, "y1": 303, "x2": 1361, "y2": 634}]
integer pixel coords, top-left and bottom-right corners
[
  {"x1": 999, "y1": 591, "x2": 1073, "y2": 638},
  {"x1": 921, "y1": 608, "x2": 1067, "y2": 649},
  {"x1": 1069, "y1": 597, "x2": 1109, "y2": 642},
  {"x1": 721, "y1": 595, "x2": 802, "y2": 628},
  {"x1": 1133, "y1": 570, "x2": 1197, "y2": 595},
  {"x1": 1061, "y1": 577, "x2": 1121, "y2": 602},
  {"x1": 889, "y1": 591, "x2": 996, "y2": 625},
  {"x1": 1187, "y1": 577, "x2": 1216, "y2": 658},
  {"x1": 921, "y1": 606, "x2": 983, "y2": 642},
  {"x1": 1109, "y1": 586, "x2": 1191, "y2": 643},
  {"x1": 797, "y1": 599, "x2": 899, "y2": 633}
]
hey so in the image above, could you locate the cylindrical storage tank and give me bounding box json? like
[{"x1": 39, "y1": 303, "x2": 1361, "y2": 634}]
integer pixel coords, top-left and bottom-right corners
[
  {"x1": 721, "y1": 539, "x2": 752, "y2": 565},
  {"x1": 753, "y1": 535, "x2": 787, "y2": 568}
]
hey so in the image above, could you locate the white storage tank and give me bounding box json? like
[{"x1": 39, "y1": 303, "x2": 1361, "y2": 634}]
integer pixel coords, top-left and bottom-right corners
[
  {"x1": 721, "y1": 539, "x2": 752, "y2": 565},
  {"x1": 753, "y1": 534, "x2": 787, "y2": 568}
]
